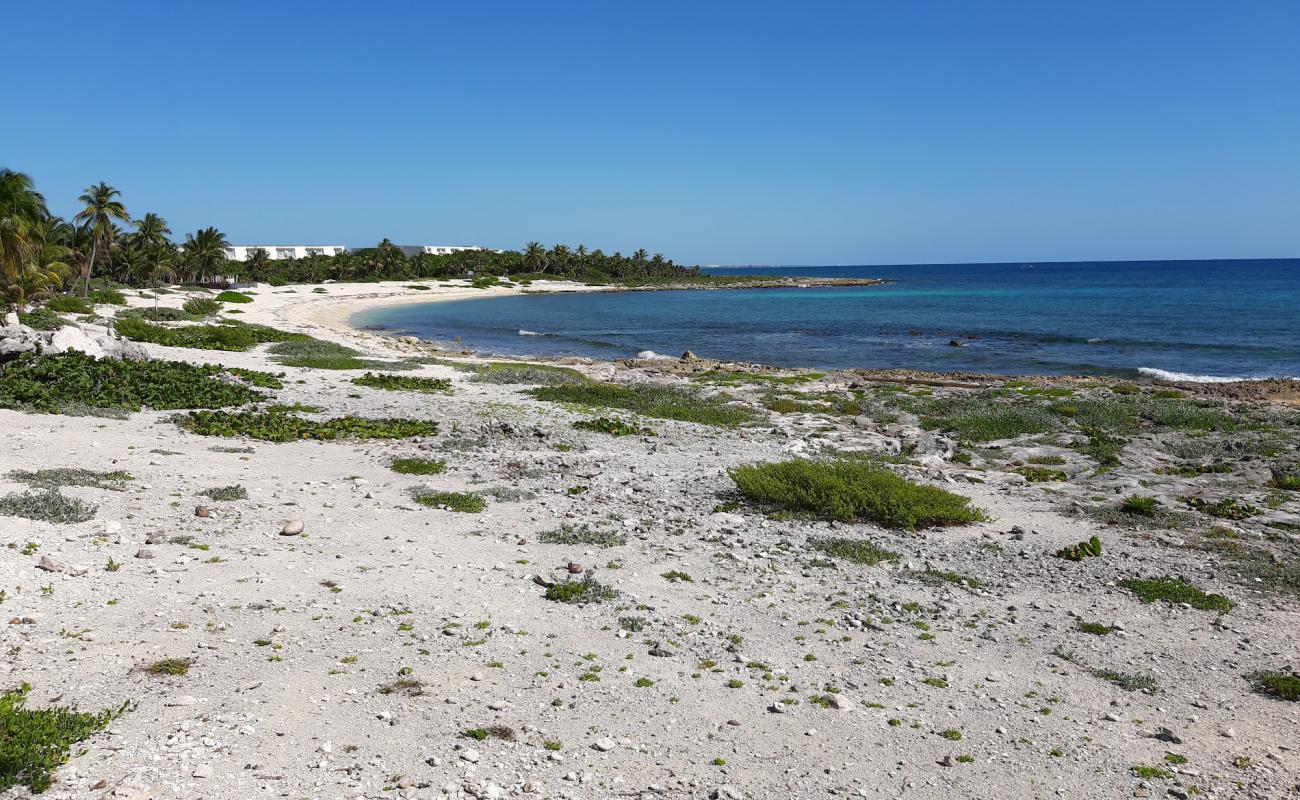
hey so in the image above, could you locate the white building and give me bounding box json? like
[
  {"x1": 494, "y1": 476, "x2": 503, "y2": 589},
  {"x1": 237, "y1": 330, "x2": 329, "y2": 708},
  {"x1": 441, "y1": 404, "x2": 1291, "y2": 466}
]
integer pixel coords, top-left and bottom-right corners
[
  {"x1": 224, "y1": 245, "x2": 348, "y2": 261},
  {"x1": 397, "y1": 245, "x2": 494, "y2": 257}
]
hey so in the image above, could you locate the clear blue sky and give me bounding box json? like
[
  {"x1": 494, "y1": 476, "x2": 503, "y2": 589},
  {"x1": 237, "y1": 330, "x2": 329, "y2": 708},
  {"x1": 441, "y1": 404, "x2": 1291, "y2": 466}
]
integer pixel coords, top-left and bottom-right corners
[{"x1": 5, "y1": 1, "x2": 1298, "y2": 265}]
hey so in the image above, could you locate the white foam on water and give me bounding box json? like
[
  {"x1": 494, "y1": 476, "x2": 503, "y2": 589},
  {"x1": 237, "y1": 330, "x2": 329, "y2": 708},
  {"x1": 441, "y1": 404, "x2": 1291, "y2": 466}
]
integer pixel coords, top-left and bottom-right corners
[
  {"x1": 636, "y1": 350, "x2": 673, "y2": 360},
  {"x1": 1137, "y1": 367, "x2": 1249, "y2": 383},
  {"x1": 518, "y1": 329, "x2": 543, "y2": 336}
]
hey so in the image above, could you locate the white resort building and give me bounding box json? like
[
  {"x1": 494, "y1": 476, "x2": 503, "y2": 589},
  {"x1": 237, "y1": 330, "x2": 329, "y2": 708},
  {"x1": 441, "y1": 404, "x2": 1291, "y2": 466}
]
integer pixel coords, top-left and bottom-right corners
[
  {"x1": 396, "y1": 245, "x2": 495, "y2": 257},
  {"x1": 224, "y1": 245, "x2": 348, "y2": 261}
]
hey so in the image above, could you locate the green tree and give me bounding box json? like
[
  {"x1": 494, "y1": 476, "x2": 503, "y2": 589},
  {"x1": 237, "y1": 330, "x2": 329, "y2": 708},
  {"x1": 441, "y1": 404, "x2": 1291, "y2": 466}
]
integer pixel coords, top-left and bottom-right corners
[
  {"x1": 74, "y1": 182, "x2": 130, "y2": 297},
  {"x1": 180, "y1": 227, "x2": 230, "y2": 284},
  {"x1": 523, "y1": 241, "x2": 548, "y2": 273}
]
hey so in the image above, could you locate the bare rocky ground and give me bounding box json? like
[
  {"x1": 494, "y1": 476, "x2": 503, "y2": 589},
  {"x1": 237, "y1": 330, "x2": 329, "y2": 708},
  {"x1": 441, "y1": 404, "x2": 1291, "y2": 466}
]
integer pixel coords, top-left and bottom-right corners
[{"x1": 2, "y1": 283, "x2": 1299, "y2": 800}]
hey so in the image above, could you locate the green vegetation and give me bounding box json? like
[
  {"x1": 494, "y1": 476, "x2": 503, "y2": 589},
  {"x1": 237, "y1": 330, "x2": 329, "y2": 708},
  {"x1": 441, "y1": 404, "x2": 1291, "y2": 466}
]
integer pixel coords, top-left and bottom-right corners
[
  {"x1": 6, "y1": 469, "x2": 132, "y2": 490},
  {"x1": 201, "y1": 485, "x2": 248, "y2": 501},
  {"x1": 573, "y1": 417, "x2": 655, "y2": 437},
  {"x1": 0, "y1": 489, "x2": 97, "y2": 523},
  {"x1": 1181, "y1": 495, "x2": 1257, "y2": 520},
  {"x1": 0, "y1": 683, "x2": 132, "y2": 794},
  {"x1": 141, "y1": 658, "x2": 192, "y2": 676},
  {"x1": 1270, "y1": 471, "x2": 1300, "y2": 491},
  {"x1": 544, "y1": 576, "x2": 617, "y2": 604},
  {"x1": 529, "y1": 382, "x2": 754, "y2": 427},
  {"x1": 0, "y1": 352, "x2": 265, "y2": 415},
  {"x1": 114, "y1": 317, "x2": 306, "y2": 351},
  {"x1": 351, "y1": 372, "x2": 451, "y2": 393},
  {"x1": 389, "y1": 457, "x2": 447, "y2": 475},
  {"x1": 1055, "y1": 536, "x2": 1103, "y2": 562},
  {"x1": 411, "y1": 490, "x2": 485, "y2": 513},
  {"x1": 181, "y1": 296, "x2": 221, "y2": 316},
  {"x1": 215, "y1": 290, "x2": 253, "y2": 303},
  {"x1": 1119, "y1": 576, "x2": 1234, "y2": 612},
  {"x1": 268, "y1": 339, "x2": 414, "y2": 370},
  {"x1": 538, "y1": 523, "x2": 626, "y2": 548},
  {"x1": 17, "y1": 308, "x2": 65, "y2": 330},
  {"x1": 1119, "y1": 495, "x2": 1159, "y2": 516},
  {"x1": 1015, "y1": 466, "x2": 1067, "y2": 482},
  {"x1": 918, "y1": 396, "x2": 1060, "y2": 442},
  {"x1": 1130, "y1": 766, "x2": 1172, "y2": 780},
  {"x1": 46, "y1": 295, "x2": 93, "y2": 314},
  {"x1": 661, "y1": 570, "x2": 694, "y2": 583},
  {"x1": 728, "y1": 459, "x2": 986, "y2": 528},
  {"x1": 1245, "y1": 670, "x2": 1300, "y2": 702},
  {"x1": 88, "y1": 288, "x2": 126, "y2": 305},
  {"x1": 175, "y1": 409, "x2": 438, "y2": 442},
  {"x1": 692, "y1": 369, "x2": 825, "y2": 386},
  {"x1": 809, "y1": 536, "x2": 899, "y2": 565},
  {"x1": 1076, "y1": 620, "x2": 1114, "y2": 635}
]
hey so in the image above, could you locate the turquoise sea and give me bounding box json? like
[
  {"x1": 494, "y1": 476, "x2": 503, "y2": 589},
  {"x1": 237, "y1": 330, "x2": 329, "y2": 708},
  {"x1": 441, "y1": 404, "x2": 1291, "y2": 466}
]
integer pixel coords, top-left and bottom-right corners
[{"x1": 353, "y1": 259, "x2": 1300, "y2": 380}]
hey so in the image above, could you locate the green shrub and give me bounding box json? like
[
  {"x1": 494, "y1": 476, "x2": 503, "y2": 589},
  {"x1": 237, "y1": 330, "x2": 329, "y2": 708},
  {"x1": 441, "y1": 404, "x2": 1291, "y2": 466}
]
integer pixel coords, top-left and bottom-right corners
[
  {"x1": 181, "y1": 296, "x2": 222, "y2": 316},
  {"x1": 215, "y1": 291, "x2": 253, "y2": 303},
  {"x1": 114, "y1": 318, "x2": 257, "y2": 351},
  {"x1": 809, "y1": 536, "x2": 899, "y2": 565},
  {"x1": 1076, "y1": 621, "x2": 1114, "y2": 635},
  {"x1": 45, "y1": 295, "x2": 93, "y2": 314},
  {"x1": 1015, "y1": 466, "x2": 1067, "y2": 482},
  {"x1": 919, "y1": 397, "x2": 1060, "y2": 442},
  {"x1": 1119, "y1": 576, "x2": 1234, "y2": 612},
  {"x1": 0, "y1": 683, "x2": 132, "y2": 793},
  {"x1": 1246, "y1": 670, "x2": 1300, "y2": 702},
  {"x1": 728, "y1": 459, "x2": 986, "y2": 528},
  {"x1": 538, "y1": 523, "x2": 626, "y2": 547},
  {"x1": 1181, "y1": 495, "x2": 1257, "y2": 520},
  {"x1": 115, "y1": 306, "x2": 200, "y2": 322},
  {"x1": 6, "y1": 469, "x2": 133, "y2": 490},
  {"x1": 88, "y1": 289, "x2": 127, "y2": 305},
  {"x1": 1270, "y1": 471, "x2": 1300, "y2": 491},
  {"x1": 1055, "y1": 536, "x2": 1103, "y2": 561},
  {"x1": 573, "y1": 417, "x2": 655, "y2": 436},
  {"x1": 544, "y1": 576, "x2": 617, "y2": 604},
  {"x1": 1119, "y1": 495, "x2": 1158, "y2": 516},
  {"x1": 17, "y1": 308, "x2": 65, "y2": 330},
  {"x1": 201, "y1": 485, "x2": 248, "y2": 501},
  {"x1": 0, "y1": 489, "x2": 97, "y2": 523},
  {"x1": 0, "y1": 352, "x2": 264, "y2": 414},
  {"x1": 141, "y1": 658, "x2": 192, "y2": 676},
  {"x1": 470, "y1": 362, "x2": 591, "y2": 386},
  {"x1": 411, "y1": 490, "x2": 485, "y2": 513},
  {"x1": 226, "y1": 367, "x2": 285, "y2": 389},
  {"x1": 351, "y1": 373, "x2": 452, "y2": 393},
  {"x1": 268, "y1": 340, "x2": 413, "y2": 370},
  {"x1": 390, "y1": 458, "x2": 447, "y2": 475},
  {"x1": 530, "y1": 382, "x2": 754, "y2": 426},
  {"x1": 175, "y1": 410, "x2": 438, "y2": 442}
]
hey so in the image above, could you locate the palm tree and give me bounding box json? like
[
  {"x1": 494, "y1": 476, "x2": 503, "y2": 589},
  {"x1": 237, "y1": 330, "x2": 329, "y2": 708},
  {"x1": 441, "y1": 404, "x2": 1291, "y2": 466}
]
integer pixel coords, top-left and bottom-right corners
[
  {"x1": 3, "y1": 215, "x2": 71, "y2": 313},
  {"x1": 0, "y1": 169, "x2": 48, "y2": 289},
  {"x1": 522, "y1": 241, "x2": 548, "y2": 273},
  {"x1": 180, "y1": 227, "x2": 230, "y2": 284},
  {"x1": 244, "y1": 247, "x2": 271, "y2": 281},
  {"x1": 147, "y1": 259, "x2": 177, "y2": 319},
  {"x1": 74, "y1": 182, "x2": 130, "y2": 297}
]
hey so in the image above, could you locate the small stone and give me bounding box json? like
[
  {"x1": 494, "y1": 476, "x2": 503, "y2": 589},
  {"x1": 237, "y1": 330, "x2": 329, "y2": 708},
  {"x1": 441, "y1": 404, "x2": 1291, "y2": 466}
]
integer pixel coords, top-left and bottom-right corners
[
  {"x1": 648, "y1": 646, "x2": 674, "y2": 657},
  {"x1": 192, "y1": 764, "x2": 213, "y2": 779},
  {"x1": 566, "y1": 562, "x2": 583, "y2": 574},
  {"x1": 592, "y1": 737, "x2": 616, "y2": 752},
  {"x1": 280, "y1": 520, "x2": 305, "y2": 536},
  {"x1": 711, "y1": 785, "x2": 743, "y2": 800},
  {"x1": 194, "y1": 505, "x2": 210, "y2": 518},
  {"x1": 460, "y1": 748, "x2": 480, "y2": 763},
  {"x1": 135, "y1": 548, "x2": 155, "y2": 559}
]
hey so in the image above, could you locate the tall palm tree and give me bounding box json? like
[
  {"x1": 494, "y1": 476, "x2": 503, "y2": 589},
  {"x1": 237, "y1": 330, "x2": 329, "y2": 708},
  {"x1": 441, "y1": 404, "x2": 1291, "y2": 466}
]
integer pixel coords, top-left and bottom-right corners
[
  {"x1": 0, "y1": 169, "x2": 48, "y2": 289},
  {"x1": 3, "y1": 215, "x2": 71, "y2": 313},
  {"x1": 74, "y1": 182, "x2": 130, "y2": 297},
  {"x1": 180, "y1": 227, "x2": 229, "y2": 284},
  {"x1": 128, "y1": 212, "x2": 173, "y2": 286},
  {"x1": 522, "y1": 241, "x2": 548, "y2": 273}
]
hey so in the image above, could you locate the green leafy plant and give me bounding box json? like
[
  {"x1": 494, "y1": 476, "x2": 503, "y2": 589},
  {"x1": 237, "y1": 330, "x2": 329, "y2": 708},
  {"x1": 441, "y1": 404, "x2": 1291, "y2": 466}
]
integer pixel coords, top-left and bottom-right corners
[
  {"x1": 1054, "y1": 536, "x2": 1103, "y2": 561},
  {"x1": 351, "y1": 373, "x2": 451, "y2": 393},
  {"x1": 215, "y1": 291, "x2": 253, "y2": 303},
  {"x1": 809, "y1": 536, "x2": 899, "y2": 565},
  {"x1": 0, "y1": 683, "x2": 132, "y2": 793},
  {"x1": 6, "y1": 469, "x2": 132, "y2": 490},
  {"x1": 1180, "y1": 496, "x2": 1258, "y2": 520},
  {"x1": 389, "y1": 458, "x2": 447, "y2": 475},
  {"x1": 181, "y1": 296, "x2": 222, "y2": 316},
  {"x1": 529, "y1": 382, "x2": 754, "y2": 426},
  {"x1": 201, "y1": 485, "x2": 248, "y2": 501},
  {"x1": 728, "y1": 459, "x2": 986, "y2": 528},
  {"x1": 573, "y1": 417, "x2": 656, "y2": 437},
  {"x1": 1245, "y1": 670, "x2": 1300, "y2": 702},
  {"x1": 45, "y1": 295, "x2": 93, "y2": 314},
  {"x1": 411, "y1": 490, "x2": 485, "y2": 513},
  {"x1": 175, "y1": 409, "x2": 438, "y2": 442},
  {"x1": 538, "y1": 523, "x2": 626, "y2": 548},
  {"x1": 544, "y1": 576, "x2": 617, "y2": 604},
  {"x1": 1015, "y1": 466, "x2": 1067, "y2": 482},
  {"x1": 0, "y1": 489, "x2": 97, "y2": 523},
  {"x1": 1119, "y1": 576, "x2": 1234, "y2": 612},
  {"x1": 1119, "y1": 495, "x2": 1158, "y2": 516}
]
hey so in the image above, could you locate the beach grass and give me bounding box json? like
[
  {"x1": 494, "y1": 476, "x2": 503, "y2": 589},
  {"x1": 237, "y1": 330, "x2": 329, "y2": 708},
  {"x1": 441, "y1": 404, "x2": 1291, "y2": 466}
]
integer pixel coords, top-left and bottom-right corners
[{"x1": 529, "y1": 382, "x2": 754, "y2": 426}]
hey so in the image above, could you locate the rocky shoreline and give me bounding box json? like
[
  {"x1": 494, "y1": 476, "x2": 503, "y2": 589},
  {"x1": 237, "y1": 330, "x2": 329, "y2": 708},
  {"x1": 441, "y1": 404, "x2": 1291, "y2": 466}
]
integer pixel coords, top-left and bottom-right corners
[{"x1": 1, "y1": 279, "x2": 1297, "y2": 800}]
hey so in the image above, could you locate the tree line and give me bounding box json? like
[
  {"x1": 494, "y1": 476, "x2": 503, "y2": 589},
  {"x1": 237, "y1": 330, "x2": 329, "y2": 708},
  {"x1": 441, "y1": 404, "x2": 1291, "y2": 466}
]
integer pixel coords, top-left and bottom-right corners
[{"x1": 1, "y1": 168, "x2": 699, "y2": 312}]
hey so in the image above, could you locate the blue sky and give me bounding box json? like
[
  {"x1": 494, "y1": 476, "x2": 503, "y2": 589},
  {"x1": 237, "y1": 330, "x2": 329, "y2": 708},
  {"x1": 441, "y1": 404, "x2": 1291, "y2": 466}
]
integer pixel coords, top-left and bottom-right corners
[{"x1": 4, "y1": 1, "x2": 1298, "y2": 265}]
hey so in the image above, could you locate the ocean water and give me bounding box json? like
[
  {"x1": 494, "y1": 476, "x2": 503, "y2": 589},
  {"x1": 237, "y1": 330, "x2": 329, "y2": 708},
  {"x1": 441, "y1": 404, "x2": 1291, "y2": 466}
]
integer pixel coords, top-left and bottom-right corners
[{"x1": 353, "y1": 259, "x2": 1300, "y2": 380}]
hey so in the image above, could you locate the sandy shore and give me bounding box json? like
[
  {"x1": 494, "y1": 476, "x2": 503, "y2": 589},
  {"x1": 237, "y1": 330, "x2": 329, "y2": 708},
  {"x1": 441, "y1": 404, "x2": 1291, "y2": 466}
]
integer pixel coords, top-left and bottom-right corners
[{"x1": 1, "y1": 283, "x2": 1297, "y2": 800}]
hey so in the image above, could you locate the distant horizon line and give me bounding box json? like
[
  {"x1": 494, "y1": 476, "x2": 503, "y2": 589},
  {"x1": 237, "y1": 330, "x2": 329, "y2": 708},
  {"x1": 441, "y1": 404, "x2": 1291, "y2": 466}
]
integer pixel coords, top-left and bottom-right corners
[{"x1": 708, "y1": 256, "x2": 1300, "y2": 269}]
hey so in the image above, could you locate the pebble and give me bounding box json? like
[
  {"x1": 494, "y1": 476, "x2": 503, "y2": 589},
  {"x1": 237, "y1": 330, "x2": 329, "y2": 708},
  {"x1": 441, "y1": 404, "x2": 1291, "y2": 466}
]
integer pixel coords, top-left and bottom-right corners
[
  {"x1": 593, "y1": 737, "x2": 616, "y2": 752},
  {"x1": 192, "y1": 764, "x2": 213, "y2": 779},
  {"x1": 194, "y1": 505, "x2": 210, "y2": 518},
  {"x1": 280, "y1": 520, "x2": 305, "y2": 536}
]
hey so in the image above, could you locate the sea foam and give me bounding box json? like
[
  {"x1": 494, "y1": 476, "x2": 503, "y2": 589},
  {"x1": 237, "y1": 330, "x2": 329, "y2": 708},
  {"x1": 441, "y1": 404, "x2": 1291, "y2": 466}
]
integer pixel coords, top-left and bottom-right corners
[{"x1": 1137, "y1": 367, "x2": 1247, "y2": 383}]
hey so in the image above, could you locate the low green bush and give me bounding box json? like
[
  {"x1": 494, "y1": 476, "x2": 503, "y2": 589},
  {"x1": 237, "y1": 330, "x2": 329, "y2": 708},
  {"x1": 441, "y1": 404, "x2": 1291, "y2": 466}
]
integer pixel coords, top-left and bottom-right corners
[
  {"x1": 544, "y1": 576, "x2": 617, "y2": 604},
  {"x1": 1119, "y1": 495, "x2": 1158, "y2": 516},
  {"x1": 573, "y1": 417, "x2": 655, "y2": 436},
  {"x1": 1055, "y1": 536, "x2": 1103, "y2": 561},
  {"x1": 530, "y1": 382, "x2": 753, "y2": 426},
  {"x1": 268, "y1": 340, "x2": 413, "y2": 370},
  {"x1": 175, "y1": 410, "x2": 438, "y2": 442},
  {"x1": 411, "y1": 490, "x2": 484, "y2": 512},
  {"x1": 0, "y1": 352, "x2": 265, "y2": 414},
  {"x1": 215, "y1": 291, "x2": 253, "y2": 303},
  {"x1": 115, "y1": 317, "x2": 257, "y2": 351},
  {"x1": 0, "y1": 683, "x2": 132, "y2": 793},
  {"x1": 0, "y1": 489, "x2": 98, "y2": 523},
  {"x1": 7, "y1": 468, "x2": 133, "y2": 490},
  {"x1": 201, "y1": 485, "x2": 248, "y2": 501},
  {"x1": 729, "y1": 459, "x2": 986, "y2": 528},
  {"x1": 809, "y1": 536, "x2": 899, "y2": 565},
  {"x1": 17, "y1": 308, "x2": 65, "y2": 330},
  {"x1": 1246, "y1": 670, "x2": 1300, "y2": 702},
  {"x1": 115, "y1": 306, "x2": 200, "y2": 322},
  {"x1": 351, "y1": 373, "x2": 452, "y2": 393},
  {"x1": 539, "y1": 523, "x2": 626, "y2": 547},
  {"x1": 469, "y1": 362, "x2": 591, "y2": 386},
  {"x1": 918, "y1": 396, "x2": 1060, "y2": 442},
  {"x1": 45, "y1": 295, "x2": 93, "y2": 314},
  {"x1": 1119, "y1": 576, "x2": 1234, "y2": 612},
  {"x1": 1181, "y1": 495, "x2": 1257, "y2": 520},
  {"x1": 181, "y1": 296, "x2": 222, "y2": 316},
  {"x1": 88, "y1": 289, "x2": 127, "y2": 305},
  {"x1": 390, "y1": 457, "x2": 447, "y2": 475},
  {"x1": 1015, "y1": 466, "x2": 1067, "y2": 482},
  {"x1": 1272, "y1": 472, "x2": 1300, "y2": 491}
]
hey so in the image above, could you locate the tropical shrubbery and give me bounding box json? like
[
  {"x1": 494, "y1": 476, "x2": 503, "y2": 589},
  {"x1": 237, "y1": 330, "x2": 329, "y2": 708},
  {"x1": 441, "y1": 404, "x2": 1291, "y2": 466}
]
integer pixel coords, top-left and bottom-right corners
[
  {"x1": 181, "y1": 296, "x2": 222, "y2": 316},
  {"x1": 267, "y1": 340, "x2": 414, "y2": 370},
  {"x1": 1118, "y1": 576, "x2": 1234, "y2": 612},
  {"x1": 0, "y1": 683, "x2": 132, "y2": 793},
  {"x1": 174, "y1": 409, "x2": 438, "y2": 442},
  {"x1": 351, "y1": 373, "x2": 452, "y2": 393},
  {"x1": 215, "y1": 291, "x2": 253, "y2": 303},
  {"x1": 0, "y1": 352, "x2": 265, "y2": 414},
  {"x1": 728, "y1": 459, "x2": 987, "y2": 528},
  {"x1": 45, "y1": 295, "x2": 93, "y2": 314}
]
